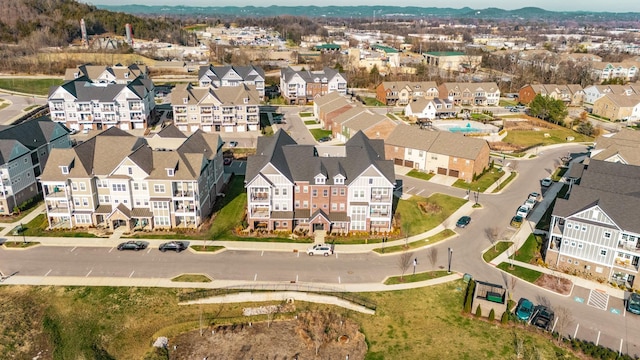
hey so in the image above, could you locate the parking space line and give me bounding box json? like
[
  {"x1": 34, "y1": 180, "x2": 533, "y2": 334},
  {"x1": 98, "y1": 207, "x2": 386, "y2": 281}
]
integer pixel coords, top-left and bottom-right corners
[
  {"x1": 596, "y1": 331, "x2": 601, "y2": 346},
  {"x1": 338, "y1": 276, "x2": 341, "y2": 284},
  {"x1": 109, "y1": 247, "x2": 114, "y2": 253},
  {"x1": 85, "y1": 269, "x2": 92, "y2": 277},
  {"x1": 416, "y1": 189, "x2": 424, "y2": 196},
  {"x1": 254, "y1": 273, "x2": 257, "y2": 281},
  {"x1": 70, "y1": 246, "x2": 77, "y2": 252},
  {"x1": 261, "y1": 251, "x2": 264, "y2": 256},
  {"x1": 129, "y1": 271, "x2": 135, "y2": 278},
  {"x1": 44, "y1": 269, "x2": 52, "y2": 277},
  {"x1": 574, "y1": 323, "x2": 580, "y2": 339}
]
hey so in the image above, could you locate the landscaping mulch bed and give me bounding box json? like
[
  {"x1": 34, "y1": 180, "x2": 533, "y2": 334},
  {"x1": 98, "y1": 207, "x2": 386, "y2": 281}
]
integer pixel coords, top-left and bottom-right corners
[{"x1": 534, "y1": 273, "x2": 572, "y2": 295}]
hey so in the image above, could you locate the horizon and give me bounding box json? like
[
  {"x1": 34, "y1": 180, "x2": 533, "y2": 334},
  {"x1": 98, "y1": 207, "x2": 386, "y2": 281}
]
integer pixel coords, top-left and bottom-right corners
[{"x1": 85, "y1": 1, "x2": 640, "y2": 13}]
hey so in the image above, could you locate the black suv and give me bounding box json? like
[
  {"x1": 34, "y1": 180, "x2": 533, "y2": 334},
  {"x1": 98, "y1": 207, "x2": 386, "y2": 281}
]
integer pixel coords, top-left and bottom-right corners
[
  {"x1": 117, "y1": 241, "x2": 147, "y2": 251},
  {"x1": 158, "y1": 241, "x2": 187, "y2": 253},
  {"x1": 531, "y1": 305, "x2": 555, "y2": 331}
]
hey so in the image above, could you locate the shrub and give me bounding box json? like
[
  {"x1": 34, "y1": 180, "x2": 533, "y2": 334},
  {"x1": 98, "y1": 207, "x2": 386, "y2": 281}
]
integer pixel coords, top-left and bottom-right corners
[
  {"x1": 475, "y1": 304, "x2": 482, "y2": 317},
  {"x1": 463, "y1": 280, "x2": 475, "y2": 313},
  {"x1": 488, "y1": 309, "x2": 495, "y2": 321},
  {"x1": 501, "y1": 311, "x2": 509, "y2": 324}
]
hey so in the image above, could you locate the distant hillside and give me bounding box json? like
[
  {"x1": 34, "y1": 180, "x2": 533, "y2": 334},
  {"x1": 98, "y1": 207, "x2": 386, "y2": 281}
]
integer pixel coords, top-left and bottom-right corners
[
  {"x1": 0, "y1": 0, "x2": 180, "y2": 44},
  {"x1": 98, "y1": 4, "x2": 640, "y2": 22}
]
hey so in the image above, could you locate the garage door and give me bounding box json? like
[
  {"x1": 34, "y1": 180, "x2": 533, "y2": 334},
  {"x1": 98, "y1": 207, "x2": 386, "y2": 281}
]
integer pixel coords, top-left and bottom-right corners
[
  {"x1": 404, "y1": 160, "x2": 414, "y2": 168},
  {"x1": 437, "y1": 167, "x2": 447, "y2": 175},
  {"x1": 394, "y1": 158, "x2": 403, "y2": 165},
  {"x1": 449, "y1": 169, "x2": 460, "y2": 178}
]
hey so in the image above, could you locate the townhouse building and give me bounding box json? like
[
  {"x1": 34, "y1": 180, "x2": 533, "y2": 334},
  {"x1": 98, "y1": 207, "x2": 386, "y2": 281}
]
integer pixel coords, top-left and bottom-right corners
[
  {"x1": 331, "y1": 108, "x2": 397, "y2": 143},
  {"x1": 423, "y1": 52, "x2": 482, "y2": 73},
  {"x1": 582, "y1": 84, "x2": 640, "y2": 105},
  {"x1": 0, "y1": 117, "x2": 71, "y2": 215},
  {"x1": 591, "y1": 62, "x2": 639, "y2": 82},
  {"x1": 39, "y1": 126, "x2": 224, "y2": 230},
  {"x1": 280, "y1": 67, "x2": 347, "y2": 105},
  {"x1": 404, "y1": 97, "x2": 455, "y2": 120},
  {"x1": 384, "y1": 124, "x2": 490, "y2": 183},
  {"x1": 590, "y1": 129, "x2": 640, "y2": 165},
  {"x1": 546, "y1": 160, "x2": 640, "y2": 290},
  {"x1": 518, "y1": 84, "x2": 584, "y2": 106},
  {"x1": 64, "y1": 64, "x2": 149, "y2": 84},
  {"x1": 198, "y1": 65, "x2": 266, "y2": 98},
  {"x1": 48, "y1": 75, "x2": 156, "y2": 132},
  {"x1": 592, "y1": 94, "x2": 640, "y2": 122},
  {"x1": 375, "y1": 81, "x2": 439, "y2": 106},
  {"x1": 313, "y1": 92, "x2": 354, "y2": 130},
  {"x1": 438, "y1": 82, "x2": 500, "y2": 106},
  {"x1": 170, "y1": 83, "x2": 261, "y2": 133},
  {"x1": 245, "y1": 130, "x2": 395, "y2": 234}
]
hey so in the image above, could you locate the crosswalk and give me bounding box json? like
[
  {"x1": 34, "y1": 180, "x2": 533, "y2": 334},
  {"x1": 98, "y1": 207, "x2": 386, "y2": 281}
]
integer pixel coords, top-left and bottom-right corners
[{"x1": 587, "y1": 289, "x2": 610, "y2": 310}]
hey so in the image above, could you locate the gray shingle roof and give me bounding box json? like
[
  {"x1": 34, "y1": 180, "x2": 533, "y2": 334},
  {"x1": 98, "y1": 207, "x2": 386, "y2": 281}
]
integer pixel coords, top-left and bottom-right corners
[{"x1": 246, "y1": 129, "x2": 394, "y2": 186}]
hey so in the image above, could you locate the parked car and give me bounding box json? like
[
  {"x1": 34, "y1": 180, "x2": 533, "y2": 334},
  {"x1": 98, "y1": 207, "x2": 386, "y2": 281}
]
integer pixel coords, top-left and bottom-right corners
[
  {"x1": 456, "y1": 216, "x2": 471, "y2": 228},
  {"x1": 523, "y1": 198, "x2": 536, "y2": 210},
  {"x1": 228, "y1": 141, "x2": 238, "y2": 148},
  {"x1": 628, "y1": 293, "x2": 640, "y2": 315},
  {"x1": 117, "y1": 240, "x2": 147, "y2": 251},
  {"x1": 531, "y1": 306, "x2": 555, "y2": 331},
  {"x1": 515, "y1": 298, "x2": 535, "y2": 321},
  {"x1": 159, "y1": 241, "x2": 187, "y2": 253},
  {"x1": 516, "y1": 206, "x2": 530, "y2": 218},
  {"x1": 318, "y1": 136, "x2": 331, "y2": 143},
  {"x1": 528, "y1": 192, "x2": 541, "y2": 202},
  {"x1": 307, "y1": 243, "x2": 333, "y2": 256},
  {"x1": 510, "y1": 215, "x2": 524, "y2": 228},
  {"x1": 540, "y1": 177, "x2": 553, "y2": 187}
]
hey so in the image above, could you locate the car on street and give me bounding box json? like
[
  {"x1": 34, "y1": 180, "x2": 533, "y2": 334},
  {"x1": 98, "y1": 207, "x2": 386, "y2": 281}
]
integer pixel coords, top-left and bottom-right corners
[
  {"x1": 523, "y1": 198, "x2": 536, "y2": 210},
  {"x1": 159, "y1": 241, "x2": 187, "y2": 253},
  {"x1": 528, "y1": 192, "x2": 541, "y2": 202},
  {"x1": 318, "y1": 136, "x2": 331, "y2": 143},
  {"x1": 516, "y1": 206, "x2": 530, "y2": 218},
  {"x1": 117, "y1": 240, "x2": 148, "y2": 251},
  {"x1": 307, "y1": 243, "x2": 333, "y2": 256},
  {"x1": 515, "y1": 298, "x2": 535, "y2": 321},
  {"x1": 456, "y1": 216, "x2": 471, "y2": 228},
  {"x1": 541, "y1": 177, "x2": 553, "y2": 187},
  {"x1": 228, "y1": 141, "x2": 238, "y2": 148},
  {"x1": 628, "y1": 293, "x2": 640, "y2": 315},
  {"x1": 531, "y1": 306, "x2": 554, "y2": 331},
  {"x1": 510, "y1": 215, "x2": 524, "y2": 228}
]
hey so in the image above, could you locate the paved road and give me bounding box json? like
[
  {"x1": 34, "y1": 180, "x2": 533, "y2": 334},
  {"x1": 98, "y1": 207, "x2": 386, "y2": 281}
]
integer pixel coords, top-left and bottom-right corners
[{"x1": 0, "y1": 92, "x2": 47, "y2": 125}]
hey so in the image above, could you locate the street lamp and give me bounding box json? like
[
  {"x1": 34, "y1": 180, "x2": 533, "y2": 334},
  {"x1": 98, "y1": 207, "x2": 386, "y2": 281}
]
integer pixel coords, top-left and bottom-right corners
[
  {"x1": 474, "y1": 187, "x2": 480, "y2": 206},
  {"x1": 20, "y1": 222, "x2": 25, "y2": 244},
  {"x1": 447, "y1": 247, "x2": 453, "y2": 274}
]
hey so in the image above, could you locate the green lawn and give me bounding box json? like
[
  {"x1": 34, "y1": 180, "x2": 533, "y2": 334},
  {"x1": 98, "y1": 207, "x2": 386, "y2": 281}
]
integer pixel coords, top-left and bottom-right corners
[
  {"x1": 209, "y1": 176, "x2": 247, "y2": 239},
  {"x1": 373, "y1": 229, "x2": 456, "y2": 254},
  {"x1": 309, "y1": 128, "x2": 332, "y2": 140},
  {"x1": 190, "y1": 245, "x2": 225, "y2": 252},
  {"x1": 512, "y1": 233, "x2": 543, "y2": 264},
  {"x1": 452, "y1": 167, "x2": 504, "y2": 192},
  {"x1": 0, "y1": 78, "x2": 63, "y2": 96},
  {"x1": 3, "y1": 241, "x2": 40, "y2": 248},
  {"x1": 304, "y1": 120, "x2": 317, "y2": 125},
  {"x1": 551, "y1": 166, "x2": 568, "y2": 181},
  {"x1": 384, "y1": 270, "x2": 450, "y2": 285},
  {"x1": 22, "y1": 214, "x2": 98, "y2": 238},
  {"x1": 499, "y1": 99, "x2": 518, "y2": 107},
  {"x1": 171, "y1": 274, "x2": 212, "y2": 282},
  {"x1": 406, "y1": 169, "x2": 434, "y2": 181},
  {"x1": 497, "y1": 262, "x2": 542, "y2": 283},
  {"x1": 482, "y1": 241, "x2": 513, "y2": 263},
  {"x1": 362, "y1": 97, "x2": 385, "y2": 106},
  {"x1": 395, "y1": 194, "x2": 467, "y2": 236},
  {"x1": 502, "y1": 128, "x2": 593, "y2": 148},
  {"x1": 0, "y1": 281, "x2": 579, "y2": 360},
  {"x1": 299, "y1": 112, "x2": 313, "y2": 117}
]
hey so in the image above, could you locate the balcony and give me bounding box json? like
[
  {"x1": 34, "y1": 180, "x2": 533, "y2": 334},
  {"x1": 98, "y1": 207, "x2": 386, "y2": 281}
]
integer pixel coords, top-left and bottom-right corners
[
  {"x1": 44, "y1": 186, "x2": 67, "y2": 198},
  {"x1": 370, "y1": 210, "x2": 390, "y2": 218},
  {"x1": 174, "y1": 107, "x2": 187, "y2": 114},
  {"x1": 370, "y1": 195, "x2": 391, "y2": 203},
  {"x1": 46, "y1": 204, "x2": 70, "y2": 213},
  {"x1": 102, "y1": 106, "x2": 115, "y2": 112},
  {"x1": 175, "y1": 116, "x2": 188, "y2": 123},
  {"x1": 200, "y1": 108, "x2": 212, "y2": 114},
  {"x1": 251, "y1": 193, "x2": 269, "y2": 202},
  {"x1": 247, "y1": 107, "x2": 258, "y2": 113},
  {"x1": 174, "y1": 190, "x2": 195, "y2": 198},
  {"x1": 250, "y1": 207, "x2": 270, "y2": 218},
  {"x1": 222, "y1": 110, "x2": 233, "y2": 115},
  {"x1": 614, "y1": 257, "x2": 639, "y2": 272},
  {"x1": 76, "y1": 106, "x2": 91, "y2": 112},
  {"x1": 52, "y1": 105, "x2": 64, "y2": 111}
]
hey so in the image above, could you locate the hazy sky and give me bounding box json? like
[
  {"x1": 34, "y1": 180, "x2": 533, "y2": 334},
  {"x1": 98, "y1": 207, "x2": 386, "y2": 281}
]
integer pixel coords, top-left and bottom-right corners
[{"x1": 87, "y1": 0, "x2": 640, "y2": 12}]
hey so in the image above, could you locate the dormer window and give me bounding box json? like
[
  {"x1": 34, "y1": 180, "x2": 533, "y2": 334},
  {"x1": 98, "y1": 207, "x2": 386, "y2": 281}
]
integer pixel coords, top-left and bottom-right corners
[
  {"x1": 167, "y1": 168, "x2": 175, "y2": 177},
  {"x1": 335, "y1": 178, "x2": 344, "y2": 185},
  {"x1": 183, "y1": 98, "x2": 188, "y2": 104},
  {"x1": 244, "y1": 97, "x2": 249, "y2": 104},
  {"x1": 74, "y1": 72, "x2": 79, "y2": 79},
  {"x1": 314, "y1": 175, "x2": 326, "y2": 184},
  {"x1": 61, "y1": 166, "x2": 69, "y2": 174},
  {"x1": 124, "y1": 72, "x2": 129, "y2": 79}
]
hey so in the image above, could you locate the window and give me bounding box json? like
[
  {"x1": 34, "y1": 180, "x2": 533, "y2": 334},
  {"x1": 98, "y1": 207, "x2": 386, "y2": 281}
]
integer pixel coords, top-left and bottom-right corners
[
  {"x1": 283, "y1": 189, "x2": 287, "y2": 196},
  {"x1": 339, "y1": 203, "x2": 345, "y2": 211},
  {"x1": 571, "y1": 241, "x2": 576, "y2": 247},
  {"x1": 83, "y1": 198, "x2": 89, "y2": 206},
  {"x1": 303, "y1": 201, "x2": 308, "y2": 208},
  {"x1": 133, "y1": 183, "x2": 139, "y2": 190},
  {"x1": 154, "y1": 184, "x2": 165, "y2": 193},
  {"x1": 303, "y1": 186, "x2": 308, "y2": 193},
  {"x1": 332, "y1": 203, "x2": 337, "y2": 210},
  {"x1": 72, "y1": 182, "x2": 78, "y2": 191},
  {"x1": 274, "y1": 189, "x2": 279, "y2": 196},
  {"x1": 340, "y1": 188, "x2": 345, "y2": 196},
  {"x1": 128, "y1": 167, "x2": 133, "y2": 175},
  {"x1": 604, "y1": 231, "x2": 611, "y2": 239},
  {"x1": 582, "y1": 226, "x2": 586, "y2": 231},
  {"x1": 323, "y1": 189, "x2": 328, "y2": 197},
  {"x1": 295, "y1": 186, "x2": 300, "y2": 193},
  {"x1": 567, "y1": 258, "x2": 573, "y2": 264},
  {"x1": 79, "y1": 183, "x2": 86, "y2": 191},
  {"x1": 600, "y1": 249, "x2": 608, "y2": 256},
  {"x1": 167, "y1": 169, "x2": 174, "y2": 177},
  {"x1": 295, "y1": 200, "x2": 300, "y2": 208},
  {"x1": 112, "y1": 184, "x2": 126, "y2": 192},
  {"x1": 312, "y1": 190, "x2": 317, "y2": 197},
  {"x1": 578, "y1": 243, "x2": 583, "y2": 249},
  {"x1": 332, "y1": 188, "x2": 337, "y2": 196}
]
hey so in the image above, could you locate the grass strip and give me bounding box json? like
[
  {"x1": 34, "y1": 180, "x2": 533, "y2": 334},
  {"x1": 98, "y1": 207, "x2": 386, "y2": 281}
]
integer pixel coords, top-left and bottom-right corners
[
  {"x1": 373, "y1": 229, "x2": 455, "y2": 254},
  {"x1": 384, "y1": 270, "x2": 450, "y2": 285}
]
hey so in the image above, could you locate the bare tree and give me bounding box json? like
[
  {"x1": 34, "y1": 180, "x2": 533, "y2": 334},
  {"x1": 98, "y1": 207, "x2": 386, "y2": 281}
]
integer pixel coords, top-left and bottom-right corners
[
  {"x1": 513, "y1": 332, "x2": 525, "y2": 359},
  {"x1": 299, "y1": 311, "x2": 340, "y2": 356},
  {"x1": 427, "y1": 247, "x2": 438, "y2": 269},
  {"x1": 554, "y1": 306, "x2": 573, "y2": 344},
  {"x1": 485, "y1": 226, "x2": 501, "y2": 252},
  {"x1": 509, "y1": 160, "x2": 519, "y2": 173},
  {"x1": 398, "y1": 251, "x2": 415, "y2": 281}
]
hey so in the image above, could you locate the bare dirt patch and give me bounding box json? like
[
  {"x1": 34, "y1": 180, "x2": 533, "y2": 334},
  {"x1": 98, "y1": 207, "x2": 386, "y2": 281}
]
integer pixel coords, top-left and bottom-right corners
[
  {"x1": 169, "y1": 311, "x2": 366, "y2": 360},
  {"x1": 534, "y1": 273, "x2": 573, "y2": 295}
]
